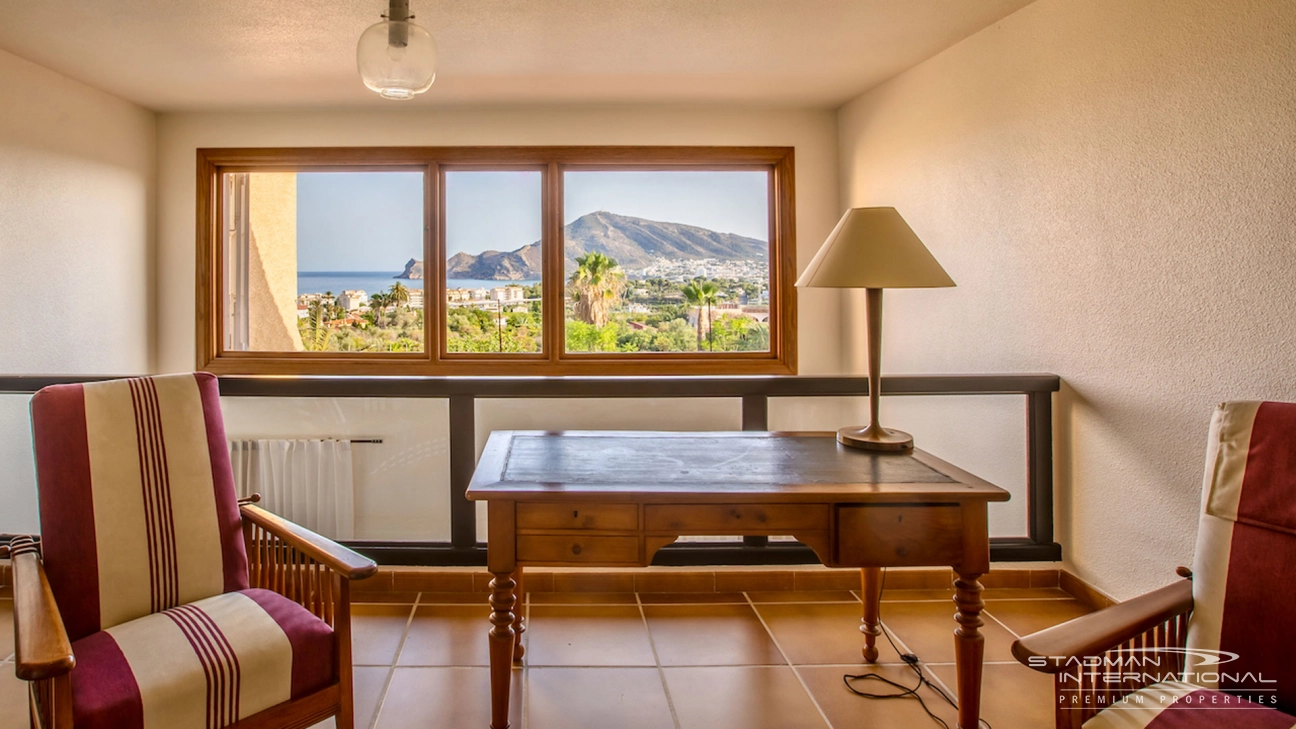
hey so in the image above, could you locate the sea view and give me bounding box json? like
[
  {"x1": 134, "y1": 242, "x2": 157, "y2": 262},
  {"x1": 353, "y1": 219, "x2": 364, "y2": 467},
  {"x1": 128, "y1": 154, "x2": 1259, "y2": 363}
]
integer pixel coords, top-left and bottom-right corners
[{"x1": 298, "y1": 271, "x2": 538, "y2": 296}]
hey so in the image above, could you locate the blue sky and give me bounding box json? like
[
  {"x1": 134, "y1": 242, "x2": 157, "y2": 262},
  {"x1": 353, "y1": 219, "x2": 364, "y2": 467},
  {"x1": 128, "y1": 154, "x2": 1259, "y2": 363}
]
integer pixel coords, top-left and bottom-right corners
[{"x1": 297, "y1": 170, "x2": 769, "y2": 271}]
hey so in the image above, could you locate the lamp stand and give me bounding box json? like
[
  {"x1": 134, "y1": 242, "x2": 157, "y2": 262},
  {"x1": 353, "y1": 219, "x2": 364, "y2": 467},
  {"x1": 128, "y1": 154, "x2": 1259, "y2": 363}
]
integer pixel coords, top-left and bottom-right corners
[{"x1": 838, "y1": 288, "x2": 914, "y2": 451}]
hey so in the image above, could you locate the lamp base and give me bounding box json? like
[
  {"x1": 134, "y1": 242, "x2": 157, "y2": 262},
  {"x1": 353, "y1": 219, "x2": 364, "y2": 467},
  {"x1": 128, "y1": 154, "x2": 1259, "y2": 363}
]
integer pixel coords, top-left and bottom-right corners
[{"x1": 837, "y1": 425, "x2": 914, "y2": 452}]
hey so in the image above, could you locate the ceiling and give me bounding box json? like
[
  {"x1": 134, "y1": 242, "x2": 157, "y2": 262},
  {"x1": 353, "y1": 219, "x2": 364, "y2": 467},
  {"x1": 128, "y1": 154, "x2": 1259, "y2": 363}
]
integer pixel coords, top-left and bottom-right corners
[{"x1": 0, "y1": 0, "x2": 1033, "y2": 112}]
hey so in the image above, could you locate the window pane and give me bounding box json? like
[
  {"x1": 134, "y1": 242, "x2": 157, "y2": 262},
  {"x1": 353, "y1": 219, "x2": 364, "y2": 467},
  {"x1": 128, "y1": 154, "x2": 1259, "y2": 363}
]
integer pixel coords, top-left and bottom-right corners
[
  {"x1": 444, "y1": 170, "x2": 543, "y2": 354},
  {"x1": 223, "y1": 171, "x2": 425, "y2": 353},
  {"x1": 562, "y1": 171, "x2": 771, "y2": 353}
]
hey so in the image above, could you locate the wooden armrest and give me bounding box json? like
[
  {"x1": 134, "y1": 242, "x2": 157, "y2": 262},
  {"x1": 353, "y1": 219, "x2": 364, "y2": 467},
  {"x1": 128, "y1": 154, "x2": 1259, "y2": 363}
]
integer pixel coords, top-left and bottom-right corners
[
  {"x1": 1012, "y1": 579, "x2": 1193, "y2": 673},
  {"x1": 10, "y1": 538, "x2": 76, "y2": 680},
  {"x1": 239, "y1": 504, "x2": 378, "y2": 581}
]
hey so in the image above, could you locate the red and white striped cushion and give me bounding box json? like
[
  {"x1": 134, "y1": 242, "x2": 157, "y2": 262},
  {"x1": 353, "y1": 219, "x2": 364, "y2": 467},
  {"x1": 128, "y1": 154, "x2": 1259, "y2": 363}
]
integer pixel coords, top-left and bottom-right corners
[
  {"x1": 1083, "y1": 681, "x2": 1296, "y2": 728},
  {"x1": 31, "y1": 373, "x2": 248, "y2": 640},
  {"x1": 69, "y1": 588, "x2": 334, "y2": 729},
  {"x1": 1185, "y1": 402, "x2": 1296, "y2": 712}
]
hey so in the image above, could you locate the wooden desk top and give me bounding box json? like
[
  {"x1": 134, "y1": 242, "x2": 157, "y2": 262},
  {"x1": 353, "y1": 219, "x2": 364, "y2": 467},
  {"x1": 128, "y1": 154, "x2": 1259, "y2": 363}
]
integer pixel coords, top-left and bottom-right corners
[{"x1": 467, "y1": 431, "x2": 1011, "y2": 504}]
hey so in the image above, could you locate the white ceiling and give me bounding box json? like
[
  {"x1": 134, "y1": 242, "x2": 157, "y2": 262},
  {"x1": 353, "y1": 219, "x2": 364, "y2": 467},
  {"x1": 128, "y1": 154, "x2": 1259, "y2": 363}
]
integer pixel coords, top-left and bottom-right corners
[{"x1": 0, "y1": 0, "x2": 1033, "y2": 112}]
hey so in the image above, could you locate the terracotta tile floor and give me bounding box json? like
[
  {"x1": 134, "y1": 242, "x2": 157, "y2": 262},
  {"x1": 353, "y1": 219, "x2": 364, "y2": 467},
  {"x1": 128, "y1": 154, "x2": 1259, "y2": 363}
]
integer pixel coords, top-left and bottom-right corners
[{"x1": 0, "y1": 586, "x2": 1090, "y2": 729}]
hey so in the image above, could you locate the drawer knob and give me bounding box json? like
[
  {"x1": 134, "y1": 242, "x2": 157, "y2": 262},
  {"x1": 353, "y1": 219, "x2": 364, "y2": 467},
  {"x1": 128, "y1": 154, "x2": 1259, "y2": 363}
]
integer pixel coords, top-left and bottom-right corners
[{"x1": 571, "y1": 544, "x2": 583, "y2": 555}]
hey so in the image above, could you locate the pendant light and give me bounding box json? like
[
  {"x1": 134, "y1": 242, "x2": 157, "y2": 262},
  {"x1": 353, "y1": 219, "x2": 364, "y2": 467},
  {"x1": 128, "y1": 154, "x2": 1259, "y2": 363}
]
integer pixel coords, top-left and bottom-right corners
[{"x1": 357, "y1": 0, "x2": 438, "y2": 100}]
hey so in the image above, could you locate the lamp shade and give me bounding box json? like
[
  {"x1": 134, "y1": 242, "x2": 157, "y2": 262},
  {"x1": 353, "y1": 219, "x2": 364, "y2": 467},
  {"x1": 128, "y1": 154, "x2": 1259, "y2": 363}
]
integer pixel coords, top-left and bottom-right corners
[{"x1": 795, "y1": 207, "x2": 955, "y2": 289}]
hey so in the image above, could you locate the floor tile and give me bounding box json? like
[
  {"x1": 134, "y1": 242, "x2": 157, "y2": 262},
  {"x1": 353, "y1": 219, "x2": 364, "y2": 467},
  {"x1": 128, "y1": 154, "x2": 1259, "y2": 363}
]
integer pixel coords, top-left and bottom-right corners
[
  {"x1": 528, "y1": 667, "x2": 674, "y2": 729},
  {"x1": 714, "y1": 570, "x2": 794, "y2": 593},
  {"x1": 754, "y1": 602, "x2": 905, "y2": 665},
  {"x1": 748, "y1": 591, "x2": 858, "y2": 603},
  {"x1": 799, "y1": 663, "x2": 959, "y2": 728},
  {"x1": 983, "y1": 587, "x2": 1074, "y2": 600},
  {"x1": 883, "y1": 587, "x2": 1076, "y2": 602},
  {"x1": 525, "y1": 606, "x2": 657, "y2": 666},
  {"x1": 398, "y1": 605, "x2": 493, "y2": 667},
  {"x1": 376, "y1": 666, "x2": 522, "y2": 729},
  {"x1": 352, "y1": 666, "x2": 390, "y2": 729},
  {"x1": 880, "y1": 589, "x2": 955, "y2": 602},
  {"x1": 351, "y1": 592, "x2": 421, "y2": 605},
  {"x1": 529, "y1": 591, "x2": 637, "y2": 605},
  {"x1": 644, "y1": 604, "x2": 784, "y2": 666},
  {"x1": 639, "y1": 592, "x2": 748, "y2": 604},
  {"x1": 983, "y1": 599, "x2": 1093, "y2": 637},
  {"x1": 878, "y1": 601, "x2": 1018, "y2": 664},
  {"x1": 414, "y1": 592, "x2": 493, "y2": 605},
  {"x1": 663, "y1": 666, "x2": 828, "y2": 729},
  {"x1": 930, "y1": 661, "x2": 1056, "y2": 729},
  {"x1": 351, "y1": 604, "x2": 413, "y2": 666},
  {"x1": 1, "y1": 668, "x2": 30, "y2": 729}
]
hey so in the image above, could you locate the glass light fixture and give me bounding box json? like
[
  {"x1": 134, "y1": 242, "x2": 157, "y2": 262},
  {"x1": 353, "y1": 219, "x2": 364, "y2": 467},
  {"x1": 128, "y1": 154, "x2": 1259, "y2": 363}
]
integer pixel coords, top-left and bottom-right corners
[{"x1": 357, "y1": 0, "x2": 438, "y2": 100}]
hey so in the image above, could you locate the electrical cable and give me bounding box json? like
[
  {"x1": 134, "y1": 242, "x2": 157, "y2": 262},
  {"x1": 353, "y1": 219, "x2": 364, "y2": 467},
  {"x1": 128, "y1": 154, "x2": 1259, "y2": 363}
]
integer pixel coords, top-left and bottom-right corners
[{"x1": 843, "y1": 569, "x2": 993, "y2": 729}]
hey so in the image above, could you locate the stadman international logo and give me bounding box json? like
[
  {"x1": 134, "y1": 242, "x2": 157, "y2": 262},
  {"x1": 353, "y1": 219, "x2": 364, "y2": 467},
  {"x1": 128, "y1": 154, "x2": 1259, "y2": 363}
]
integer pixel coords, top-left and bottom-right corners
[{"x1": 1028, "y1": 648, "x2": 1280, "y2": 711}]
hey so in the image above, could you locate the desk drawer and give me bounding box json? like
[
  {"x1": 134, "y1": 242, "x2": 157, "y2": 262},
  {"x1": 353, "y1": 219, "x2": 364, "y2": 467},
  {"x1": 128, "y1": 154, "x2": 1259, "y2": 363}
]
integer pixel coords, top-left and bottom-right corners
[
  {"x1": 836, "y1": 505, "x2": 963, "y2": 567},
  {"x1": 517, "y1": 503, "x2": 639, "y2": 531},
  {"x1": 517, "y1": 535, "x2": 640, "y2": 564},
  {"x1": 645, "y1": 504, "x2": 828, "y2": 533}
]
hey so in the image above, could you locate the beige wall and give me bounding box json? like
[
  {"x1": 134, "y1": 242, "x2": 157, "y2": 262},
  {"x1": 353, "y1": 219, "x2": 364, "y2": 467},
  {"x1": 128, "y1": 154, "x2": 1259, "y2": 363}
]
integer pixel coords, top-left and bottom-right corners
[
  {"x1": 0, "y1": 48, "x2": 156, "y2": 374},
  {"x1": 246, "y1": 173, "x2": 303, "y2": 351},
  {"x1": 838, "y1": 0, "x2": 1296, "y2": 599},
  {"x1": 0, "y1": 49, "x2": 155, "y2": 533},
  {"x1": 154, "y1": 106, "x2": 843, "y2": 374}
]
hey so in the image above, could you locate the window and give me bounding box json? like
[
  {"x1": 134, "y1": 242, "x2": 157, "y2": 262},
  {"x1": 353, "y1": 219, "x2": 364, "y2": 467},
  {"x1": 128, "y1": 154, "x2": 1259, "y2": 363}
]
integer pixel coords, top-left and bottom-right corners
[{"x1": 197, "y1": 147, "x2": 796, "y2": 375}]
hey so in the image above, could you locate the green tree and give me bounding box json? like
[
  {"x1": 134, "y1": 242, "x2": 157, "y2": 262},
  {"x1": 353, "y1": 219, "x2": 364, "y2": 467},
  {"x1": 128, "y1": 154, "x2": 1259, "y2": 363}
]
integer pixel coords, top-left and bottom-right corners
[
  {"x1": 567, "y1": 252, "x2": 625, "y2": 327},
  {"x1": 388, "y1": 282, "x2": 410, "y2": 309},
  {"x1": 698, "y1": 281, "x2": 720, "y2": 350},
  {"x1": 368, "y1": 292, "x2": 390, "y2": 327},
  {"x1": 299, "y1": 302, "x2": 334, "y2": 351},
  {"x1": 681, "y1": 282, "x2": 705, "y2": 351}
]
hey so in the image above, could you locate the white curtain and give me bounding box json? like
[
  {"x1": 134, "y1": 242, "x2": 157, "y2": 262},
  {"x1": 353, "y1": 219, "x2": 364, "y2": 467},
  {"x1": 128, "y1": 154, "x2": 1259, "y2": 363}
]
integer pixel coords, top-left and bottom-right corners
[{"x1": 229, "y1": 439, "x2": 356, "y2": 540}]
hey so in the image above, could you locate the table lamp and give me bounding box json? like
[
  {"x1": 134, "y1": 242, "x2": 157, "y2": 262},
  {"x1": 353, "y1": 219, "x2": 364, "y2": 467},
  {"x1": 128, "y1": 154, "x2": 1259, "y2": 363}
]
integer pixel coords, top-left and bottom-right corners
[{"x1": 796, "y1": 207, "x2": 955, "y2": 451}]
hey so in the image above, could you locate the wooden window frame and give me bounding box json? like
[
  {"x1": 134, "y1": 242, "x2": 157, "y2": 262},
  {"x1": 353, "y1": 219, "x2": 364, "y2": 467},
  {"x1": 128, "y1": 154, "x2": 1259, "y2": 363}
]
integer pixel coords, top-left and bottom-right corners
[{"x1": 196, "y1": 146, "x2": 797, "y2": 376}]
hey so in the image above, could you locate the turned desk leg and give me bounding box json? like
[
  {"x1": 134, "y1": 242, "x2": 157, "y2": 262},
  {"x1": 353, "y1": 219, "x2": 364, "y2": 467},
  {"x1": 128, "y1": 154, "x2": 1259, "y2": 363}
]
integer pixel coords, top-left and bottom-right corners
[
  {"x1": 513, "y1": 568, "x2": 526, "y2": 662},
  {"x1": 859, "y1": 567, "x2": 883, "y2": 662},
  {"x1": 954, "y1": 572, "x2": 986, "y2": 729},
  {"x1": 489, "y1": 572, "x2": 517, "y2": 729}
]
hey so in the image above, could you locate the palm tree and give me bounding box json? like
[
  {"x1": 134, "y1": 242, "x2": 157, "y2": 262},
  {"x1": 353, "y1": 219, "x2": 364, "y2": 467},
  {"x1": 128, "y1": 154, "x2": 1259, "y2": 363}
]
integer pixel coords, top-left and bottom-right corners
[
  {"x1": 682, "y1": 282, "x2": 704, "y2": 351},
  {"x1": 300, "y1": 301, "x2": 334, "y2": 351},
  {"x1": 567, "y1": 252, "x2": 625, "y2": 327},
  {"x1": 368, "y1": 292, "x2": 390, "y2": 327},
  {"x1": 389, "y1": 282, "x2": 410, "y2": 309},
  {"x1": 699, "y1": 281, "x2": 720, "y2": 351}
]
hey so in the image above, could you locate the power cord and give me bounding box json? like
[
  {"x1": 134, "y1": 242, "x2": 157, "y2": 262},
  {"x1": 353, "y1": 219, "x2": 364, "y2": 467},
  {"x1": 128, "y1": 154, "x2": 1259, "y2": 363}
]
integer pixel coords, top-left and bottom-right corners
[{"x1": 843, "y1": 569, "x2": 993, "y2": 729}]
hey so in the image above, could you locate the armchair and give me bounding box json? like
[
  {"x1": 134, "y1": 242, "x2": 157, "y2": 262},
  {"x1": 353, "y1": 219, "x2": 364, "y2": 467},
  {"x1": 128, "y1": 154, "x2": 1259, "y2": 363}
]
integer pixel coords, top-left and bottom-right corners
[
  {"x1": 1013, "y1": 401, "x2": 1296, "y2": 728},
  {"x1": 10, "y1": 373, "x2": 377, "y2": 729}
]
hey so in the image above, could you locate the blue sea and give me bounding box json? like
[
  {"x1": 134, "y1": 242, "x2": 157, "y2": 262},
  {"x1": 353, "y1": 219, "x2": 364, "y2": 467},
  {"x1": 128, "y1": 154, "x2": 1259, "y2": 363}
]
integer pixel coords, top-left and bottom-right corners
[{"x1": 298, "y1": 271, "x2": 538, "y2": 296}]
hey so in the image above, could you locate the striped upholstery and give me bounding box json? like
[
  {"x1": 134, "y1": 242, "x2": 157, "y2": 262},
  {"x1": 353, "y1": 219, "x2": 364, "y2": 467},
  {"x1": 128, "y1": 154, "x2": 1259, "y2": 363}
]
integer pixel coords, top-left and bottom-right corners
[
  {"x1": 1086, "y1": 402, "x2": 1296, "y2": 728},
  {"x1": 31, "y1": 373, "x2": 248, "y2": 641},
  {"x1": 69, "y1": 589, "x2": 334, "y2": 729},
  {"x1": 1185, "y1": 402, "x2": 1296, "y2": 712}
]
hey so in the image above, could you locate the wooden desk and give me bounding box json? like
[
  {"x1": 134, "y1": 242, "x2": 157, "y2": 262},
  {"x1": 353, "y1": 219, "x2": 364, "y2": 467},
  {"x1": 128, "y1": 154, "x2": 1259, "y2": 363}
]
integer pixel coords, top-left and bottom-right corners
[{"x1": 466, "y1": 431, "x2": 1011, "y2": 729}]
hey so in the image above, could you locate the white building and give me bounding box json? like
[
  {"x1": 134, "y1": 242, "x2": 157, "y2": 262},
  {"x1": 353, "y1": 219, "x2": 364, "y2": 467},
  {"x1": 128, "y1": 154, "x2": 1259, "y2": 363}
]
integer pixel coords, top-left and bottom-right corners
[
  {"x1": 338, "y1": 290, "x2": 368, "y2": 311},
  {"x1": 491, "y1": 286, "x2": 525, "y2": 303}
]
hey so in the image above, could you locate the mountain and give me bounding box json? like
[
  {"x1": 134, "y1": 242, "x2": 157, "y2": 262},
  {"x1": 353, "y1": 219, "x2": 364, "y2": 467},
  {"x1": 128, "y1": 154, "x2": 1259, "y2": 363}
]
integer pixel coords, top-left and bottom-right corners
[
  {"x1": 394, "y1": 258, "x2": 423, "y2": 280},
  {"x1": 446, "y1": 243, "x2": 542, "y2": 280},
  {"x1": 436, "y1": 211, "x2": 767, "y2": 280}
]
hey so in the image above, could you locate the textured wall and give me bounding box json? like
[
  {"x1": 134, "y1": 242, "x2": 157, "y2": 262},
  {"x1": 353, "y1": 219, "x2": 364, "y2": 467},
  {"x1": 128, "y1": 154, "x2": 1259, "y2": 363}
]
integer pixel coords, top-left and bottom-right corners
[
  {"x1": 838, "y1": 0, "x2": 1296, "y2": 598},
  {"x1": 0, "y1": 48, "x2": 155, "y2": 374},
  {"x1": 0, "y1": 49, "x2": 155, "y2": 533},
  {"x1": 246, "y1": 173, "x2": 302, "y2": 351}
]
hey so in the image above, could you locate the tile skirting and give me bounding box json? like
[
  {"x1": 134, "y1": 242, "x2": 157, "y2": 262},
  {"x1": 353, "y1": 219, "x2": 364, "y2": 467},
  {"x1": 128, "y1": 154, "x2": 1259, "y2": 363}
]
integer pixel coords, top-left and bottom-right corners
[{"x1": 352, "y1": 565, "x2": 1071, "y2": 597}]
